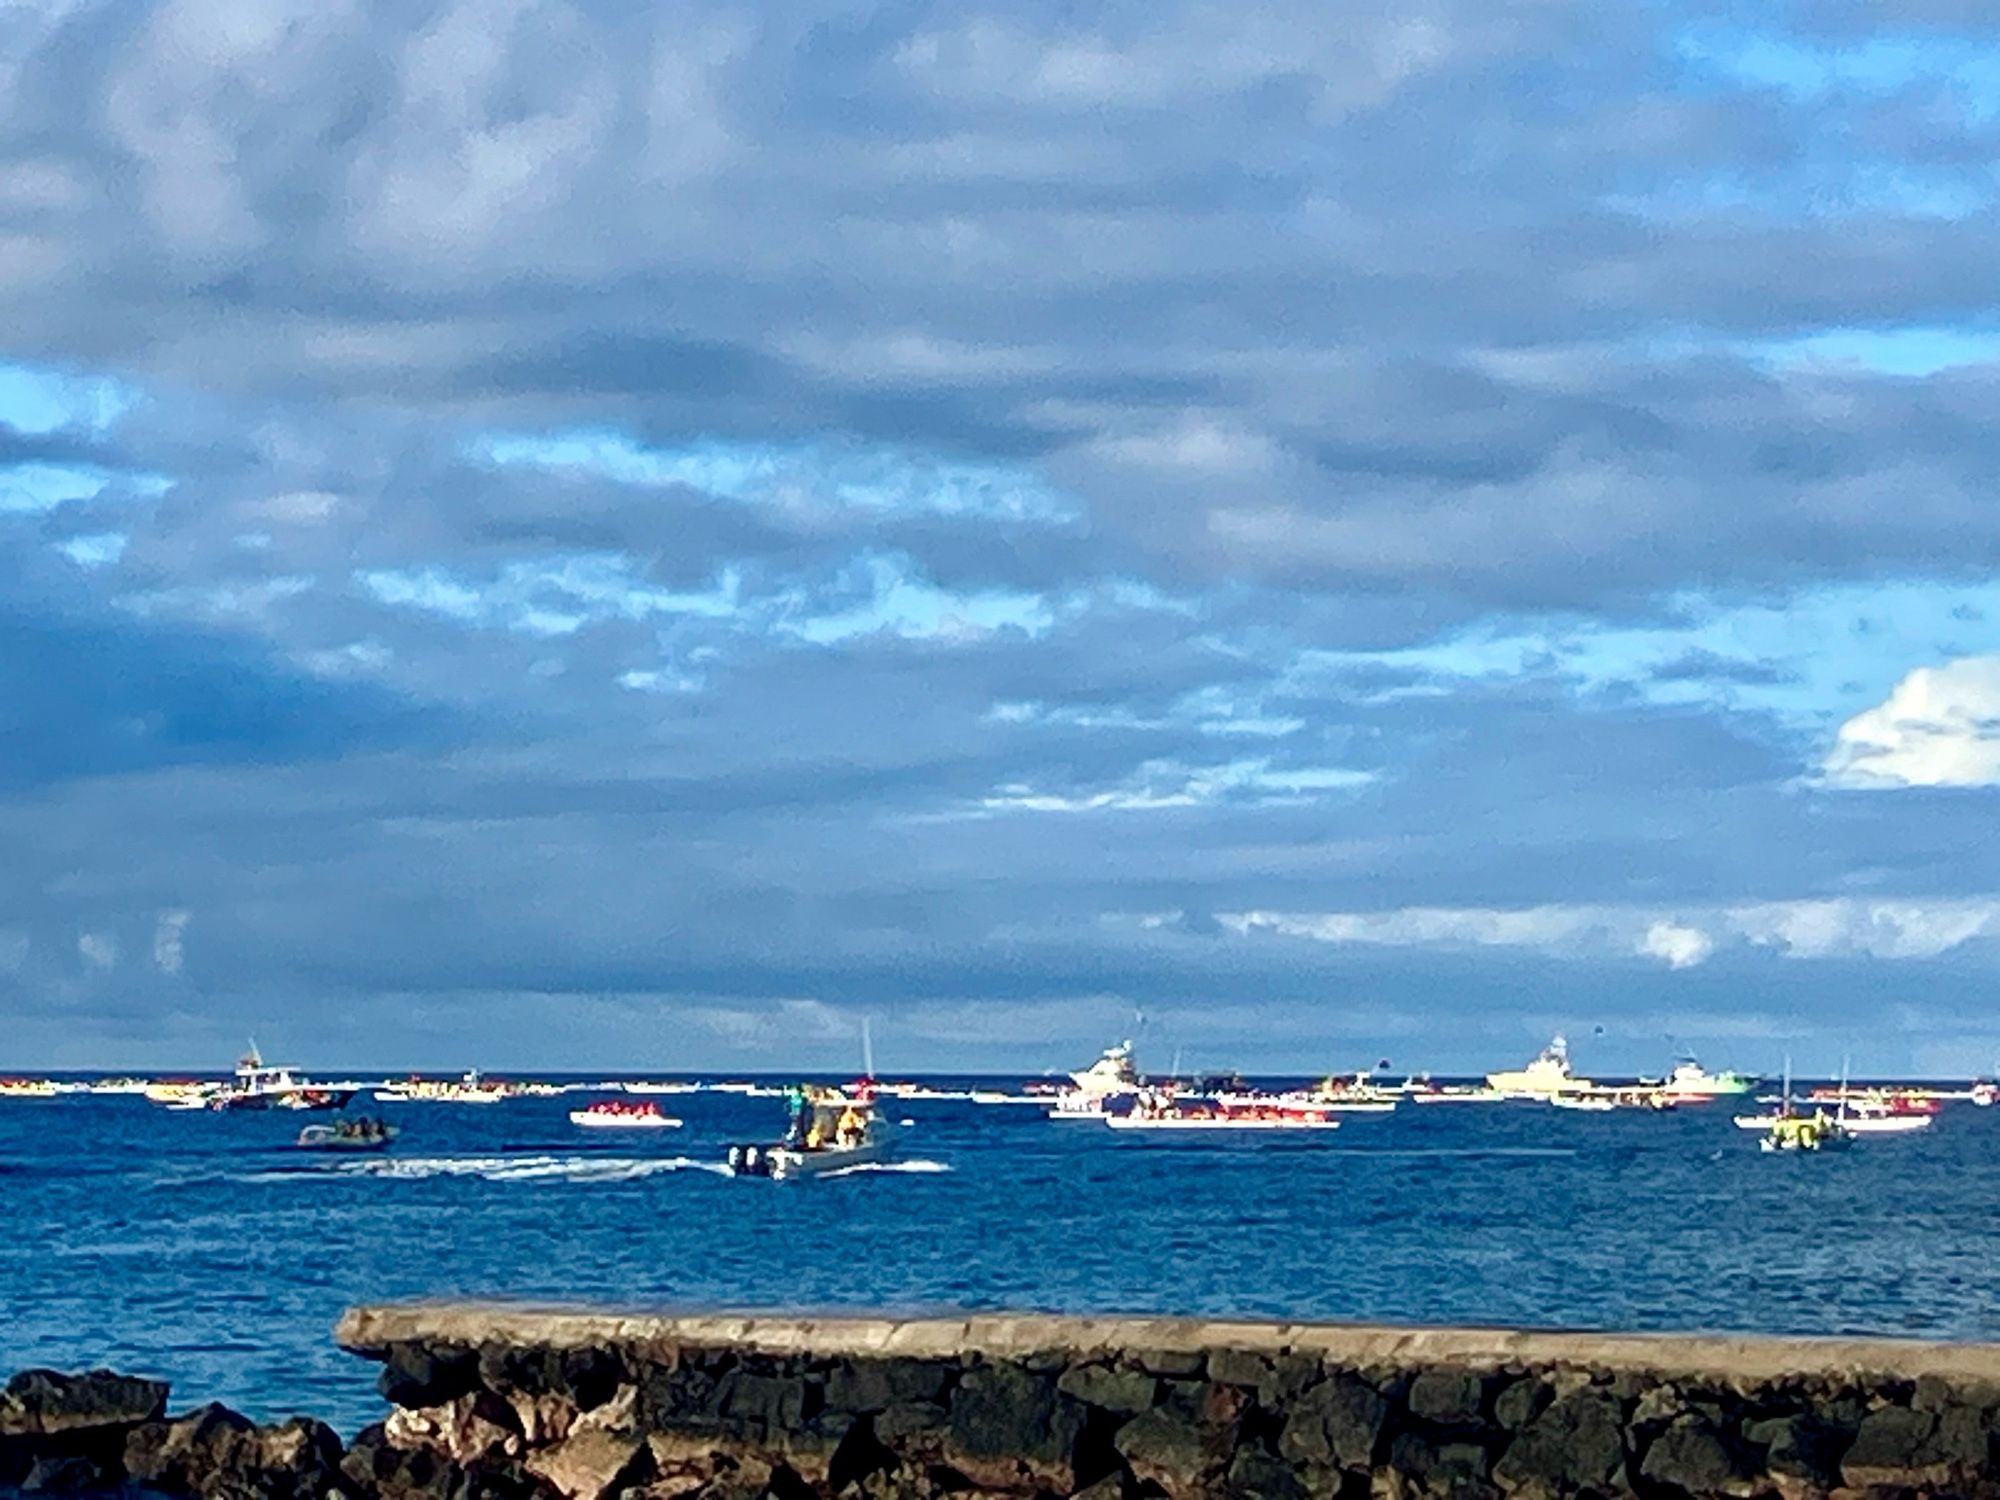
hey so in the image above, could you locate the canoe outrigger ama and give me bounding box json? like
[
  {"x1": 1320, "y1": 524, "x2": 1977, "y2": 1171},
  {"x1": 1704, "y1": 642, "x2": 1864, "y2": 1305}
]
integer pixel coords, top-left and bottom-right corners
[{"x1": 725, "y1": 1082, "x2": 898, "y2": 1180}]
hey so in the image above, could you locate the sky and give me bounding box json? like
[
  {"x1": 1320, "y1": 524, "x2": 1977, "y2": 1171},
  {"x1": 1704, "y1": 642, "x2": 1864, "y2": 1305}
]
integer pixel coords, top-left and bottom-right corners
[{"x1": 4, "y1": 1, "x2": 2000, "y2": 1076}]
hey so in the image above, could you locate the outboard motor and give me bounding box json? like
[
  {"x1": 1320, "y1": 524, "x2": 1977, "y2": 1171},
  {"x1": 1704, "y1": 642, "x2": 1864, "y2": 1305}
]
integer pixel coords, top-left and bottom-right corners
[{"x1": 725, "y1": 1143, "x2": 774, "y2": 1177}]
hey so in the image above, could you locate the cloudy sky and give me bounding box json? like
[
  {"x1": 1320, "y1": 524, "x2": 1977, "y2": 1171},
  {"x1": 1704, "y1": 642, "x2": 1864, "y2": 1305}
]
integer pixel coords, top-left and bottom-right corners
[{"x1": 4, "y1": 0, "x2": 2000, "y2": 1075}]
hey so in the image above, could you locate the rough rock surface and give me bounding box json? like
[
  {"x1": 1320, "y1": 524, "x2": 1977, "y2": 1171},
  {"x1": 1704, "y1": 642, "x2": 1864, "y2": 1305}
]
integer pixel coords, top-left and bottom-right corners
[{"x1": 18, "y1": 1307, "x2": 2000, "y2": 1496}]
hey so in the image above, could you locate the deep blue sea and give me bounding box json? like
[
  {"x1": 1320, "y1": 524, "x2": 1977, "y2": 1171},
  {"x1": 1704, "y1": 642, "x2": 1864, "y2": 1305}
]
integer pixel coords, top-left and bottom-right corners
[{"x1": 5, "y1": 1079, "x2": 1999, "y2": 1434}]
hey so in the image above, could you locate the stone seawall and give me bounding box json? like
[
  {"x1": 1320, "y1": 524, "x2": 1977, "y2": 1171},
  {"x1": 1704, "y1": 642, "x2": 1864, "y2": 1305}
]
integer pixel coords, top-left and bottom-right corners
[
  {"x1": 8, "y1": 1305, "x2": 2000, "y2": 1497},
  {"x1": 332, "y1": 1304, "x2": 2000, "y2": 1500}
]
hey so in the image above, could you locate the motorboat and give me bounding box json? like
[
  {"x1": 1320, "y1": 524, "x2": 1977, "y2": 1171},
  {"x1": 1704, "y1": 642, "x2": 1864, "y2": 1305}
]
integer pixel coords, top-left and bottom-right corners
[
  {"x1": 1760, "y1": 1111, "x2": 1853, "y2": 1153},
  {"x1": 296, "y1": 1118, "x2": 399, "y2": 1152},
  {"x1": 725, "y1": 1085, "x2": 900, "y2": 1179},
  {"x1": 568, "y1": 1100, "x2": 680, "y2": 1129},
  {"x1": 1486, "y1": 1035, "x2": 1595, "y2": 1097},
  {"x1": 1743, "y1": 1060, "x2": 1857, "y2": 1152},
  {"x1": 1047, "y1": 1041, "x2": 1143, "y2": 1118},
  {"x1": 1069, "y1": 1041, "x2": 1141, "y2": 1095},
  {"x1": 208, "y1": 1048, "x2": 355, "y2": 1112},
  {"x1": 145, "y1": 1080, "x2": 215, "y2": 1108},
  {"x1": 1651, "y1": 1056, "x2": 1758, "y2": 1101},
  {"x1": 1305, "y1": 1072, "x2": 1403, "y2": 1112}
]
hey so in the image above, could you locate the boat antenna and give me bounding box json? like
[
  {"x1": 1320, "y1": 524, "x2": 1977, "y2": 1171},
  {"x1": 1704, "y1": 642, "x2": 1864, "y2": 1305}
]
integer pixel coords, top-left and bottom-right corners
[
  {"x1": 861, "y1": 1016, "x2": 876, "y2": 1082},
  {"x1": 1838, "y1": 1053, "x2": 1851, "y2": 1123},
  {"x1": 1781, "y1": 1053, "x2": 1792, "y2": 1118}
]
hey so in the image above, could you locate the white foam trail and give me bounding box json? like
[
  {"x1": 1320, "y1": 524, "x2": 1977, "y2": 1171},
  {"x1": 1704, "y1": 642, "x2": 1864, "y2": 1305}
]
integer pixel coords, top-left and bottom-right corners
[
  {"x1": 816, "y1": 1159, "x2": 953, "y2": 1178},
  {"x1": 249, "y1": 1154, "x2": 731, "y2": 1184}
]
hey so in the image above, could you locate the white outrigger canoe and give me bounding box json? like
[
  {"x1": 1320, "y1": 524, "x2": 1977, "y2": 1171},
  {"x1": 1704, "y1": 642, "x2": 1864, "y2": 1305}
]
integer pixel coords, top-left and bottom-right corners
[
  {"x1": 568, "y1": 1105, "x2": 681, "y2": 1129},
  {"x1": 1736, "y1": 1110, "x2": 1931, "y2": 1136},
  {"x1": 1104, "y1": 1110, "x2": 1342, "y2": 1132}
]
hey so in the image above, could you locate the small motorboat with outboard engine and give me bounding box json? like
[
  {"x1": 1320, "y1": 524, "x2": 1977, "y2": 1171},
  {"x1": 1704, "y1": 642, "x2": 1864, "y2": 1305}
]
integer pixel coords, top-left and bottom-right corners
[
  {"x1": 296, "y1": 1117, "x2": 399, "y2": 1151},
  {"x1": 725, "y1": 1083, "x2": 900, "y2": 1179}
]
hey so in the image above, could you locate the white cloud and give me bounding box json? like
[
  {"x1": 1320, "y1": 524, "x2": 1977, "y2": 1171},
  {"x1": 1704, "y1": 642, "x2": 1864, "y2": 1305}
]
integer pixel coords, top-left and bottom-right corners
[
  {"x1": 1640, "y1": 920, "x2": 1715, "y2": 969},
  {"x1": 1728, "y1": 899, "x2": 2000, "y2": 960},
  {"x1": 1824, "y1": 656, "x2": 2000, "y2": 788},
  {"x1": 686, "y1": 998, "x2": 854, "y2": 1049},
  {"x1": 981, "y1": 758, "x2": 1371, "y2": 814},
  {"x1": 152, "y1": 910, "x2": 189, "y2": 974},
  {"x1": 1217, "y1": 898, "x2": 2000, "y2": 966},
  {"x1": 1222, "y1": 905, "x2": 1600, "y2": 951},
  {"x1": 77, "y1": 932, "x2": 117, "y2": 971}
]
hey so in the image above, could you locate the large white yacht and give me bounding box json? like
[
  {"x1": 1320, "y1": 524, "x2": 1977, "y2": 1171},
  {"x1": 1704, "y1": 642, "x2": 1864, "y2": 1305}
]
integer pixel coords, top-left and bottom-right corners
[
  {"x1": 1050, "y1": 1041, "x2": 1142, "y2": 1117},
  {"x1": 1485, "y1": 1035, "x2": 1594, "y2": 1097}
]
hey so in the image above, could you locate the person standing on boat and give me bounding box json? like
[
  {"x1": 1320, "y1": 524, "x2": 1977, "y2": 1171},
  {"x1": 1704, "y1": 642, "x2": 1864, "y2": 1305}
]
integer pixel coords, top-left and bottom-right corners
[
  {"x1": 783, "y1": 1084, "x2": 811, "y2": 1148},
  {"x1": 836, "y1": 1102, "x2": 864, "y2": 1147}
]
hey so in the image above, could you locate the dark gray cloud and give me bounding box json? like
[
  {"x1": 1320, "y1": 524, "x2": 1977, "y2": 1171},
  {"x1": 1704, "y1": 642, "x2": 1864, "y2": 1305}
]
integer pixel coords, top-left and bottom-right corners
[{"x1": 3, "y1": 0, "x2": 2000, "y2": 1072}]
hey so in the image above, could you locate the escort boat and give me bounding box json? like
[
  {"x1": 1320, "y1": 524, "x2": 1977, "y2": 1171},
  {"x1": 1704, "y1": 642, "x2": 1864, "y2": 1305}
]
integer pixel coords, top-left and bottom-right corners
[{"x1": 725, "y1": 1085, "x2": 899, "y2": 1179}]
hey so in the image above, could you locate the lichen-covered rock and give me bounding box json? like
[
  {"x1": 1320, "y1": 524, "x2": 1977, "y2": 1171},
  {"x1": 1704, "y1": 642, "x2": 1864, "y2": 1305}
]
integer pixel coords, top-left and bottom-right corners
[
  {"x1": 1639, "y1": 1415, "x2": 1749, "y2": 1497},
  {"x1": 124, "y1": 1404, "x2": 345, "y2": 1500},
  {"x1": 1129, "y1": 1350, "x2": 1206, "y2": 1379},
  {"x1": 387, "y1": 1389, "x2": 525, "y2": 1465},
  {"x1": 1840, "y1": 1400, "x2": 1990, "y2": 1490},
  {"x1": 381, "y1": 1342, "x2": 484, "y2": 1410},
  {"x1": 524, "y1": 1425, "x2": 652, "y2": 1500},
  {"x1": 1491, "y1": 1378, "x2": 1550, "y2": 1433},
  {"x1": 1113, "y1": 1406, "x2": 1209, "y2": 1493},
  {"x1": 1278, "y1": 1375, "x2": 1387, "y2": 1470},
  {"x1": 825, "y1": 1359, "x2": 951, "y2": 1414},
  {"x1": 1744, "y1": 1413, "x2": 1841, "y2": 1489},
  {"x1": 1408, "y1": 1369, "x2": 1486, "y2": 1428},
  {"x1": 1226, "y1": 1443, "x2": 1306, "y2": 1499},
  {"x1": 1383, "y1": 1429, "x2": 1497, "y2": 1499},
  {"x1": 0, "y1": 1368, "x2": 169, "y2": 1435},
  {"x1": 875, "y1": 1400, "x2": 950, "y2": 1441},
  {"x1": 947, "y1": 1363, "x2": 1056, "y2": 1463},
  {"x1": 1491, "y1": 1388, "x2": 1627, "y2": 1495},
  {"x1": 719, "y1": 1373, "x2": 809, "y2": 1437},
  {"x1": 1055, "y1": 1363, "x2": 1157, "y2": 1415},
  {"x1": 1206, "y1": 1350, "x2": 1274, "y2": 1391},
  {"x1": 344, "y1": 1419, "x2": 546, "y2": 1499}
]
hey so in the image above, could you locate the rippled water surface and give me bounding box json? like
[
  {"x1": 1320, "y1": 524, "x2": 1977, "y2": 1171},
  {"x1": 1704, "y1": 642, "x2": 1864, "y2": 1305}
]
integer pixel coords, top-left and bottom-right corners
[{"x1": 5, "y1": 1083, "x2": 1999, "y2": 1432}]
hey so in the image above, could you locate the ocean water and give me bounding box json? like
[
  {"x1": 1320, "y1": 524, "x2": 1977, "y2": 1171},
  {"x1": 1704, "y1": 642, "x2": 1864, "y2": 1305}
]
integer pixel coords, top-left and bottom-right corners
[{"x1": 4, "y1": 1081, "x2": 1999, "y2": 1434}]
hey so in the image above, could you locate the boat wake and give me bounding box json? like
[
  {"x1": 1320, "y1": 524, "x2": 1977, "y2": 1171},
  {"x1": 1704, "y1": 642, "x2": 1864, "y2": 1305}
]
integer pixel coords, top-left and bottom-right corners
[
  {"x1": 813, "y1": 1159, "x2": 953, "y2": 1178},
  {"x1": 248, "y1": 1154, "x2": 732, "y2": 1184}
]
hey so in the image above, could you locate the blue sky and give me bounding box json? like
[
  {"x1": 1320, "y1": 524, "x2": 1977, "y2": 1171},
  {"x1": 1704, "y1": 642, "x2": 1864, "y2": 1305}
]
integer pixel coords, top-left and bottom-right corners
[{"x1": 3, "y1": 1, "x2": 2000, "y2": 1075}]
